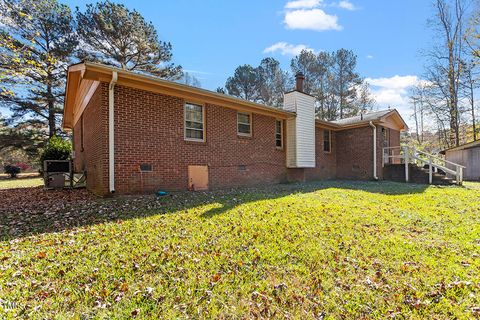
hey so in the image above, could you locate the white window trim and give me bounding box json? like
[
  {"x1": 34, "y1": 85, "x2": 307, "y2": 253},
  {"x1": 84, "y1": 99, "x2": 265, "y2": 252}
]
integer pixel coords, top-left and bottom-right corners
[
  {"x1": 237, "y1": 112, "x2": 252, "y2": 137},
  {"x1": 275, "y1": 120, "x2": 283, "y2": 149},
  {"x1": 323, "y1": 129, "x2": 331, "y2": 153},
  {"x1": 184, "y1": 102, "x2": 205, "y2": 142}
]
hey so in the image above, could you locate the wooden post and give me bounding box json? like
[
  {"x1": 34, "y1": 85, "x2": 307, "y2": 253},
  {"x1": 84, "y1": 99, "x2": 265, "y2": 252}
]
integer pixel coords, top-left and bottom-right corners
[
  {"x1": 428, "y1": 156, "x2": 433, "y2": 184},
  {"x1": 404, "y1": 146, "x2": 409, "y2": 183},
  {"x1": 459, "y1": 167, "x2": 463, "y2": 186}
]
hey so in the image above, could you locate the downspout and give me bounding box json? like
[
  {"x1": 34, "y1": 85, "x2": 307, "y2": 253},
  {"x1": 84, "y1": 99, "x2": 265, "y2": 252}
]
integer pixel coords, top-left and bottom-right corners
[
  {"x1": 109, "y1": 71, "x2": 118, "y2": 193},
  {"x1": 369, "y1": 121, "x2": 378, "y2": 180}
]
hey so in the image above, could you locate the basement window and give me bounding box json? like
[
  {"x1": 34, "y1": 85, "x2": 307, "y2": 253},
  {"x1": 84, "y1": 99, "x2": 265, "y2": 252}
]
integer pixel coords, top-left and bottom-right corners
[
  {"x1": 237, "y1": 112, "x2": 252, "y2": 136},
  {"x1": 185, "y1": 103, "x2": 205, "y2": 141},
  {"x1": 275, "y1": 120, "x2": 283, "y2": 149},
  {"x1": 323, "y1": 130, "x2": 331, "y2": 153},
  {"x1": 140, "y1": 163, "x2": 152, "y2": 172}
]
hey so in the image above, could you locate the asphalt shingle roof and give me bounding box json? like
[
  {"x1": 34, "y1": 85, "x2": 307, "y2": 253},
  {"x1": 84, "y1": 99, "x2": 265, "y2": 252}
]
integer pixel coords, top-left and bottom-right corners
[{"x1": 331, "y1": 110, "x2": 392, "y2": 126}]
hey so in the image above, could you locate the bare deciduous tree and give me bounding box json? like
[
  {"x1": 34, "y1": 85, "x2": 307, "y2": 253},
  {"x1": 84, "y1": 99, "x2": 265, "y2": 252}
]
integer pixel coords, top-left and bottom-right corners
[{"x1": 424, "y1": 0, "x2": 470, "y2": 147}]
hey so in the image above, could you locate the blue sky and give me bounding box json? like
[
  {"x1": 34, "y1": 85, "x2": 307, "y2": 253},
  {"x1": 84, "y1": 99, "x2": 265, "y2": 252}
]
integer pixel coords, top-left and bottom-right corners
[
  {"x1": 62, "y1": 0, "x2": 435, "y2": 122},
  {"x1": 2, "y1": 0, "x2": 436, "y2": 124}
]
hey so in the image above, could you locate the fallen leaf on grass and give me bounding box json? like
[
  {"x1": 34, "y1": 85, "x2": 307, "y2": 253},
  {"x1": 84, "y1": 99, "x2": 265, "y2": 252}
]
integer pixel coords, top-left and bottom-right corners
[{"x1": 211, "y1": 273, "x2": 221, "y2": 282}]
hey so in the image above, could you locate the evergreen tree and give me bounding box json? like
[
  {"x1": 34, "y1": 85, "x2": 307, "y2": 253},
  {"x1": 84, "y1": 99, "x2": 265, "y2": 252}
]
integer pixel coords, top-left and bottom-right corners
[
  {"x1": 291, "y1": 49, "x2": 367, "y2": 120},
  {"x1": 290, "y1": 50, "x2": 321, "y2": 95},
  {"x1": 257, "y1": 58, "x2": 290, "y2": 107},
  {"x1": 331, "y1": 49, "x2": 363, "y2": 118},
  {"x1": 76, "y1": 0, "x2": 182, "y2": 79},
  {"x1": 224, "y1": 58, "x2": 289, "y2": 107},
  {"x1": 225, "y1": 65, "x2": 262, "y2": 102},
  {"x1": 0, "y1": 0, "x2": 77, "y2": 138}
]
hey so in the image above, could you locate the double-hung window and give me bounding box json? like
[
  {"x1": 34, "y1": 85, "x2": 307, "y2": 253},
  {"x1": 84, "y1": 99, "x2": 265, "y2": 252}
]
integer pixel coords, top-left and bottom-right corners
[
  {"x1": 237, "y1": 112, "x2": 251, "y2": 136},
  {"x1": 323, "y1": 129, "x2": 331, "y2": 153},
  {"x1": 275, "y1": 120, "x2": 283, "y2": 148},
  {"x1": 185, "y1": 103, "x2": 204, "y2": 141}
]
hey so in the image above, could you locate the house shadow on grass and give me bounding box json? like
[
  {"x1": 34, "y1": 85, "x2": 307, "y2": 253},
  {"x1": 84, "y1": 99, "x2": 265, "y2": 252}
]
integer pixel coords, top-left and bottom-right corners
[{"x1": 0, "y1": 180, "x2": 432, "y2": 240}]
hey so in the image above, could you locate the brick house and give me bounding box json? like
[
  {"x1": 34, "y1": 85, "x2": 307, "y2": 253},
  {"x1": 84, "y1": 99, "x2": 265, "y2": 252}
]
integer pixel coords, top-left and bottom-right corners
[{"x1": 63, "y1": 62, "x2": 408, "y2": 195}]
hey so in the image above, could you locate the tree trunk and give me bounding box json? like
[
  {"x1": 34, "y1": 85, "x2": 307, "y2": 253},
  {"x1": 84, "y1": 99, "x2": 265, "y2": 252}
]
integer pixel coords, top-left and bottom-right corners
[
  {"x1": 448, "y1": 44, "x2": 459, "y2": 146},
  {"x1": 469, "y1": 76, "x2": 477, "y2": 141},
  {"x1": 472, "y1": 104, "x2": 477, "y2": 141},
  {"x1": 413, "y1": 100, "x2": 420, "y2": 144},
  {"x1": 47, "y1": 84, "x2": 55, "y2": 137}
]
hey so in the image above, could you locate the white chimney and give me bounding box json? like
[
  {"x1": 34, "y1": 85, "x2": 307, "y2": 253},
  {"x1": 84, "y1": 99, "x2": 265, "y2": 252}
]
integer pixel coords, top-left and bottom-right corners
[{"x1": 284, "y1": 73, "x2": 316, "y2": 168}]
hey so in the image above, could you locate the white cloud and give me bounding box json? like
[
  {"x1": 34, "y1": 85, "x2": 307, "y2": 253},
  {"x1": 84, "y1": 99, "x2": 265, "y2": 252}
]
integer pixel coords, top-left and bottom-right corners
[
  {"x1": 183, "y1": 69, "x2": 212, "y2": 75},
  {"x1": 263, "y1": 42, "x2": 314, "y2": 56},
  {"x1": 366, "y1": 75, "x2": 419, "y2": 91},
  {"x1": 366, "y1": 54, "x2": 374, "y2": 59},
  {"x1": 284, "y1": 8, "x2": 342, "y2": 31},
  {"x1": 365, "y1": 75, "x2": 421, "y2": 116},
  {"x1": 337, "y1": 0, "x2": 356, "y2": 10},
  {"x1": 285, "y1": 0, "x2": 323, "y2": 9}
]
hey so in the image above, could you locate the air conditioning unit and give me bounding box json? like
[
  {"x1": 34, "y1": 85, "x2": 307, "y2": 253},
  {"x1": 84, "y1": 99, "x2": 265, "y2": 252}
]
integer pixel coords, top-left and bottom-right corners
[{"x1": 44, "y1": 160, "x2": 72, "y2": 189}]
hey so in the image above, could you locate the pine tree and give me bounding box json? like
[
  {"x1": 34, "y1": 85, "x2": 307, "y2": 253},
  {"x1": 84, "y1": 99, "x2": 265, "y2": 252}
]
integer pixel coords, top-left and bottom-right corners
[
  {"x1": 257, "y1": 58, "x2": 289, "y2": 108},
  {"x1": 76, "y1": 0, "x2": 182, "y2": 79},
  {"x1": 0, "y1": 0, "x2": 77, "y2": 138},
  {"x1": 225, "y1": 65, "x2": 262, "y2": 102}
]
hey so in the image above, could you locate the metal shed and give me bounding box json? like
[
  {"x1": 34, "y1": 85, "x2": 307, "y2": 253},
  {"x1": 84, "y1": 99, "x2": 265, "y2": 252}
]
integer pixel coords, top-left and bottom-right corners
[{"x1": 441, "y1": 140, "x2": 480, "y2": 181}]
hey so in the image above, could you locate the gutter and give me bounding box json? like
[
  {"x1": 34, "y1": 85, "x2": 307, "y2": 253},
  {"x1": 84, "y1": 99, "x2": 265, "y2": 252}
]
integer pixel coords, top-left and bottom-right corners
[
  {"x1": 369, "y1": 121, "x2": 378, "y2": 180},
  {"x1": 109, "y1": 71, "x2": 118, "y2": 193}
]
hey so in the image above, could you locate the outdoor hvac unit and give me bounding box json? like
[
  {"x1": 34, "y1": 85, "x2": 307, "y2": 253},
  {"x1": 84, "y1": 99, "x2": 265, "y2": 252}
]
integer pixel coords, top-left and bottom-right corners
[{"x1": 43, "y1": 160, "x2": 71, "y2": 189}]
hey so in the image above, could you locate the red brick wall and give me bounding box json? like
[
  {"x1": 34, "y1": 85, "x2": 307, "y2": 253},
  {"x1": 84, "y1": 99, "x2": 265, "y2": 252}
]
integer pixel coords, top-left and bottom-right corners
[
  {"x1": 335, "y1": 125, "x2": 400, "y2": 180},
  {"x1": 336, "y1": 126, "x2": 374, "y2": 180},
  {"x1": 112, "y1": 85, "x2": 287, "y2": 194},
  {"x1": 72, "y1": 83, "x2": 109, "y2": 195},
  {"x1": 73, "y1": 82, "x2": 403, "y2": 194},
  {"x1": 305, "y1": 127, "x2": 337, "y2": 180}
]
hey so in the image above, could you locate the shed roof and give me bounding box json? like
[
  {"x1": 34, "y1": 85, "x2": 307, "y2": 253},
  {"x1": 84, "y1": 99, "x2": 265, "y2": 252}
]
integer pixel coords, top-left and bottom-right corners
[{"x1": 440, "y1": 140, "x2": 480, "y2": 154}]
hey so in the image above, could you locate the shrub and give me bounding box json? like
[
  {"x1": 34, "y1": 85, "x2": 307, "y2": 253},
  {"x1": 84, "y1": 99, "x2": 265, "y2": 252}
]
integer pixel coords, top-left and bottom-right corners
[
  {"x1": 15, "y1": 163, "x2": 30, "y2": 171},
  {"x1": 39, "y1": 136, "x2": 72, "y2": 167},
  {"x1": 4, "y1": 165, "x2": 21, "y2": 178}
]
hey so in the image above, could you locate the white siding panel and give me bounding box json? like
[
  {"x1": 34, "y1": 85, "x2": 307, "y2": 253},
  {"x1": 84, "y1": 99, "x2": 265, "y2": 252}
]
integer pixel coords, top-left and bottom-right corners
[{"x1": 283, "y1": 91, "x2": 316, "y2": 168}]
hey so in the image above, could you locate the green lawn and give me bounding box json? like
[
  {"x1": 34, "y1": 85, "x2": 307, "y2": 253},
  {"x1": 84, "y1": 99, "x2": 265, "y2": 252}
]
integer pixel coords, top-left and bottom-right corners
[
  {"x1": 0, "y1": 175, "x2": 43, "y2": 189},
  {"x1": 1, "y1": 181, "x2": 479, "y2": 319}
]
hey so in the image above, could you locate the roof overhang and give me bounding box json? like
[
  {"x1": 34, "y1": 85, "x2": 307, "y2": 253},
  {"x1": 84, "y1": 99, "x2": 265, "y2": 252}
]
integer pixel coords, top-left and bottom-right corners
[
  {"x1": 63, "y1": 62, "x2": 296, "y2": 130},
  {"x1": 315, "y1": 119, "x2": 341, "y2": 130},
  {"x1": 315, "y1": 109, "x2": 408, "y2": 132},
  {"x1": 377, "y1": 109, "x2": 409, "y2": 132}
]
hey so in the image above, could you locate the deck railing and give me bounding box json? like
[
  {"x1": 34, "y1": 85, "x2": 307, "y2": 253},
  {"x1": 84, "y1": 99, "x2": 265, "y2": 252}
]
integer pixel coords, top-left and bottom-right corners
[{"x1": 382, "y1": 146, "x2": 465, "y2": 185}]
